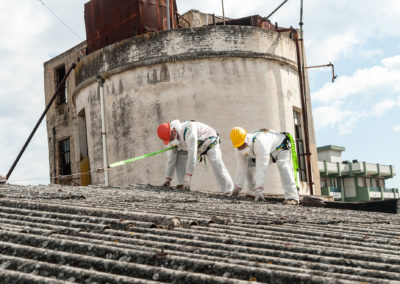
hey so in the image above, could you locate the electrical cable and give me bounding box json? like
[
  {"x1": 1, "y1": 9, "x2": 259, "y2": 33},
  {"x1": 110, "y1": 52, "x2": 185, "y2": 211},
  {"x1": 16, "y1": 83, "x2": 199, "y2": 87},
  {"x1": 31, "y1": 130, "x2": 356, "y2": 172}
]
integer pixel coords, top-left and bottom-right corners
[{"x1": 37, "y1": 0, "x2": 83, "y2": 41}]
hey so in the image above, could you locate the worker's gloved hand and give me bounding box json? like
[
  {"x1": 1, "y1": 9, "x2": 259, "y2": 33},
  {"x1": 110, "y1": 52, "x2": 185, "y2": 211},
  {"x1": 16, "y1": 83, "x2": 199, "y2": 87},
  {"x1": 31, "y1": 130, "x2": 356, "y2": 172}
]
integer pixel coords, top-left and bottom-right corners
[
  {"x1": 229, "y1": 185, "x2": 242, "y2": 197},
  {"x1": 254, "y1": 187, "x2": 265, "y2": 201},
  {"x1": 162, "y1": 178, "x2": 172, "y2": 187},
  {"x1": 183, "y1": 174, "x2": 192, "y2": 191}
]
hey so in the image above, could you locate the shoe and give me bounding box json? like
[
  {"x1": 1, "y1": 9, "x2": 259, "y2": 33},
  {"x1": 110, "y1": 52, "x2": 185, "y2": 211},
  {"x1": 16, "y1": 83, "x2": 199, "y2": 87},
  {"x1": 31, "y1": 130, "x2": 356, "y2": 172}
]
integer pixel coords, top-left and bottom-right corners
[
  {"x1": 283, "y1": 199, "x2": 298, "y2": 205},
  {"x1": 228, "y1": 187, "x2": 242, "y2": 197}
]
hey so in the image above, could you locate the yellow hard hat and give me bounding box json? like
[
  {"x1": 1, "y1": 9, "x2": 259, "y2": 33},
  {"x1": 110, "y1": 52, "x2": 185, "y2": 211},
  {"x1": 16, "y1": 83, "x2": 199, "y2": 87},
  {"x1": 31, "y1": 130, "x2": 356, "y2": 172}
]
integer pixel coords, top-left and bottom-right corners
[{"x1": 230, "y1": 127, "x2": 247, "y2": 148}]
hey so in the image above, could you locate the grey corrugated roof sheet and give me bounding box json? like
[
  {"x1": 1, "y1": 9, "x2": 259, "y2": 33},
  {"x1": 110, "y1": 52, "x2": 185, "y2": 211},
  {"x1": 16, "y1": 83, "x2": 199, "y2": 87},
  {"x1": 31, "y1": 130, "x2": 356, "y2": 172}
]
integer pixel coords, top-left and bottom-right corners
[{"x1": 0, "y1": 183, "x2": 399, "y2": 283}]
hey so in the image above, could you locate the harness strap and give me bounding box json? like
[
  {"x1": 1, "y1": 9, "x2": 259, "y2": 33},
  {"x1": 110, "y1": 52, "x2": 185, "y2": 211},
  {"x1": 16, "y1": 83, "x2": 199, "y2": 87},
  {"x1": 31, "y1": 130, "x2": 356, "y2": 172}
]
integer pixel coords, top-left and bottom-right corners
[
  {"x1": 198, "y1": 135, "x2": 220, "y2": 162},
  {"x1": 183, "y1": 122, "x2": 192, "y2": 141}
]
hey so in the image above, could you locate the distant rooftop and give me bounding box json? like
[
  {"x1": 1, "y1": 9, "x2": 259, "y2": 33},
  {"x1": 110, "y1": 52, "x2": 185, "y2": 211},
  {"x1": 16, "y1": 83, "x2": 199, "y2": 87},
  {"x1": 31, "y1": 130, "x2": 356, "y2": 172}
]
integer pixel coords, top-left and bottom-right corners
[{"x1": 317, "y1": 145, "x2": 346, "y2": 152}]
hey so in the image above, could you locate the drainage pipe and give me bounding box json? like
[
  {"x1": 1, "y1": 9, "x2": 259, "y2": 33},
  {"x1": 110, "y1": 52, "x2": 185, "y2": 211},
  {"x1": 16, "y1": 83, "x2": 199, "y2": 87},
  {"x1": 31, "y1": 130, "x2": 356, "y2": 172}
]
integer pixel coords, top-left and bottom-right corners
[
  {"x1": 97, "y1": 76, "x2": 109, "y2": 186},
  {"x1": 6, "y1": 63, "x2": 76, "y2": 181},
  {"x1": 166, "y1": 0, "x2": 171, "y2": 30},
  {"x1": 52, "y1": 127, "x2": 57, "y2": 184},
  {"x1": 221, "y1": 0, "x2": 226, "y2": 25},
  {"x1": 277, "y1": 28, "x2": 314, "y2": 194}
]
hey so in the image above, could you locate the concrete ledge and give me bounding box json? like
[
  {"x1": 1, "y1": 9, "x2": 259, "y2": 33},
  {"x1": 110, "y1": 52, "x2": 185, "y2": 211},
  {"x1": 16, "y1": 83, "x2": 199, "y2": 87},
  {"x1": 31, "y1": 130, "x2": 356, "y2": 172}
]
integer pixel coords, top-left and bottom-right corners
[{"x1": 72, "y1": 25, "x2": 298, "y2": 105}]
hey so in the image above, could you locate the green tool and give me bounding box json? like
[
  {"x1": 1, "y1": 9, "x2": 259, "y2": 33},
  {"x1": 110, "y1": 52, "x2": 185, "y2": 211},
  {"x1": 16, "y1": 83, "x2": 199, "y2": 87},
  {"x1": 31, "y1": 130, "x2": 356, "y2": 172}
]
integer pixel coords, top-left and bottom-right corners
[{"x1": 108, "y1": 146, "x2": 177, "y2": 168}]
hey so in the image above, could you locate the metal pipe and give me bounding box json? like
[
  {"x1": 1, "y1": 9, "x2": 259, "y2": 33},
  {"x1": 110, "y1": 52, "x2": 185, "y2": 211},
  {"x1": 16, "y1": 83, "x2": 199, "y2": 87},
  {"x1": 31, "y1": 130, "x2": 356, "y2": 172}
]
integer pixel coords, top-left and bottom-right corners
[
  {"x1": 221, "y1": 0, "x2": 226, "y2": 25},
  {"x1": 265, "y1": 0, "x2": 289, "y2": 20},
  {"x1": 305, "y1": 62, "x2": 337, "y2": 83},
  {"x1": 97, "y1": 76, "x2": 109, "y2": 186},
  {"x1": 6, "y1": 63, "x2": 76, "y2": 181},
  {"x1": 166, "y1": 0, "x2": 170, "y2": 30},
  {"x1": 277, "y1": 28, "x2": 314, "y2": 194},
  {"x1": 52, "y1": 127, "x2": 57, "y2": 184}
]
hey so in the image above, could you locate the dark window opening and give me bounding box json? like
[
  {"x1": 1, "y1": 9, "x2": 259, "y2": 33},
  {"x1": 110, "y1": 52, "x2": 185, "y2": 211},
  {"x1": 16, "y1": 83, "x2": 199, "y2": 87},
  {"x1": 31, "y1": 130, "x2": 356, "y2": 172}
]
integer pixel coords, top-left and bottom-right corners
[
  {"x1": 320, "y1": 177, "x2": 327, "y2": 187},
  {"x1": 59, "y1": 138, "x2": 71, "y2": 176},
  {"x1": 293, "y1": 110, "x2": 307, "y2": 182},
  {"x1": 55, "y1": 66, "x2": 67, "y2": 104}
]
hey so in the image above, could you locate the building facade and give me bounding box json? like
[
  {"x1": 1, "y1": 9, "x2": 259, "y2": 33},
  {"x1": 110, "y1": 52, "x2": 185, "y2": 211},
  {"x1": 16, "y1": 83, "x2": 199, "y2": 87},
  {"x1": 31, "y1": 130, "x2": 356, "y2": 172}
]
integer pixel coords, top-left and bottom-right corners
[
  {"x1": 318, "y1": 145, "x2": 397, "y2": 201},
  {"x1": 44, "y1": 8, "x2": 321, "y2": 196}
]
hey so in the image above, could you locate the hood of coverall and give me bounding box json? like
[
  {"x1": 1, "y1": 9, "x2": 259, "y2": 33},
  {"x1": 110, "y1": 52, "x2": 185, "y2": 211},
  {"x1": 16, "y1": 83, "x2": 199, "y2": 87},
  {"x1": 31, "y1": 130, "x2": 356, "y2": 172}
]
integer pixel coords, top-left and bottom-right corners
[{"x1": 170, "y1": 120, "x2": 184, "y2": 135}]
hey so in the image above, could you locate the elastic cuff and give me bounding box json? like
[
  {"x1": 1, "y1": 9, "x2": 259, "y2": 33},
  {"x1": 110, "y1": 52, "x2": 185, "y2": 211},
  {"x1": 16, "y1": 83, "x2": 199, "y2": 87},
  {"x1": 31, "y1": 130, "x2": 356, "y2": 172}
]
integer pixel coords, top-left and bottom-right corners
[
  {"x1": 186, "y1": 173, "x2": 192, "y2": 177},
  {"x1": 165, "y1": 177, "x2": 172, "y2": 181}
]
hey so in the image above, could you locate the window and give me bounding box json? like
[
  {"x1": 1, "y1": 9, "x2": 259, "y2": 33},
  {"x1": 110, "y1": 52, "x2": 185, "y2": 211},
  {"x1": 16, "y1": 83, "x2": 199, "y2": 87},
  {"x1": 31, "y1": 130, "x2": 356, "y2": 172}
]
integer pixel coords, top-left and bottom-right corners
[
  {"x1": 59, "y1": 138, "x2": 71, "y2": 176},
  {"x1": 320, "y1": 177, "x2": 327, "y2": 187},
  {"x1": 55, "y1": 65, "x2": 67, "y2": 104},
  {"x1": 293, "y1": 110, "x2": 307, "y2": 181}
]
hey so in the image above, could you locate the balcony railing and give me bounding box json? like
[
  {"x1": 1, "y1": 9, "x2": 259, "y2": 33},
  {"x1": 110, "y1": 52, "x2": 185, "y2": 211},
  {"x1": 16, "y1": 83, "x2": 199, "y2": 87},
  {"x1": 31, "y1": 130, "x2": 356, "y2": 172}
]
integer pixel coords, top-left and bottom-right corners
[{"x1": 319, "y1": 161, "x2": 395, "y2": 178}]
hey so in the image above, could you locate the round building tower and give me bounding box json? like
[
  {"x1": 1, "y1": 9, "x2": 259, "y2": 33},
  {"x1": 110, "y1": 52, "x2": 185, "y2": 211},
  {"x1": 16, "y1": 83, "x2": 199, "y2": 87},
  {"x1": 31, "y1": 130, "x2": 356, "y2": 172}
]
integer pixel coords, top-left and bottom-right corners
[{"x1": 72, "y1": 25, "x2": 319, "y2": 196}]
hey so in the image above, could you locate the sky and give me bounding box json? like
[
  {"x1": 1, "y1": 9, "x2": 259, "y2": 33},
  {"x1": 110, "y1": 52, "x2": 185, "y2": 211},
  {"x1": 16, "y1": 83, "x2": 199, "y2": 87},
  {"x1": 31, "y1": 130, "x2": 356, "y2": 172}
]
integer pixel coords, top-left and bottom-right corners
[{"x1": 0, "y1": 0, "x2": 399, "y2": 188}]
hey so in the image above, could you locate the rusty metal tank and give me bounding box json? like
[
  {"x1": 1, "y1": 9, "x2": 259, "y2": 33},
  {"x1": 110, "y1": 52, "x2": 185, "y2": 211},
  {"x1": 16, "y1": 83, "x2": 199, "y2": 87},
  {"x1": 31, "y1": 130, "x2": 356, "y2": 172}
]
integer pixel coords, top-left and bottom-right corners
[{"x1": 84, "y1": 0, "x2": 178, "y2": 54}]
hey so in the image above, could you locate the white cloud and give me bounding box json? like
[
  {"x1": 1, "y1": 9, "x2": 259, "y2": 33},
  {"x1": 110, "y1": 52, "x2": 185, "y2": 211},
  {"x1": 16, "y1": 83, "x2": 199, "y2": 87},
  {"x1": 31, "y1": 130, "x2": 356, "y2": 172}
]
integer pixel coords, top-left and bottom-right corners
[
  {"x1": 312, "y1": 54, "x2": 400, "y2": 134},
  {"x1": 360, "y1": 49, "x2": 383, "y2": 59},
  {"x1": 382, "y1": 55, "x2": 400, "y2": 70},
  {"x1": 371, "y1": 99, "x2": 399, "y2": 117},
  {"x1": 313, "y1": 102, "x2": 367, "y2": 134},
  {"x1": 394, "y1": 125, "x2": 400, "y2": 132},
  {"x1": 308, "y1": 32, "x2": 361, "y2": 63},
  {"x1": 0, "y1": 2, "x2": 49, "y2": 50},
  {"x1": 312, "y1": 56, "x2": 400, "y2": 104}
]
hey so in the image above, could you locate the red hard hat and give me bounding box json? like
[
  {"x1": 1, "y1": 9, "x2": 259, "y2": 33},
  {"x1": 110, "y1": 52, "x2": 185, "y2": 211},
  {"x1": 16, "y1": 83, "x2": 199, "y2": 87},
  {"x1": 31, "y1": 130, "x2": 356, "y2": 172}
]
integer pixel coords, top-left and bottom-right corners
[{"x1": 157, "y1": 122, "x2": 171, "y2": 145}]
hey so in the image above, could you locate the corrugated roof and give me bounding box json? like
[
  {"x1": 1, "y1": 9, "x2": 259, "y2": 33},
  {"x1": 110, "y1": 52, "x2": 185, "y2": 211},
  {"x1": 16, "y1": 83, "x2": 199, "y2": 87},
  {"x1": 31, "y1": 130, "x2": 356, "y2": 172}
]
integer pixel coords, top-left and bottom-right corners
[{"x1": 0, "y1": 183, "x2": 399, "y2": 283}]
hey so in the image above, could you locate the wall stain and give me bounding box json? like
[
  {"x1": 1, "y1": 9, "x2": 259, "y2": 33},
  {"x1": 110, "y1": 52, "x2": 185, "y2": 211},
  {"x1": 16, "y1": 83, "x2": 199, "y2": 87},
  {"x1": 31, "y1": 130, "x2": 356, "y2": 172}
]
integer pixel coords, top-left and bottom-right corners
[
  {"x1": 147, "y1": 64, "x2": 170, "y2": 84},
  {"x1": 119, "y1": 79, "x2": 124, "y2": 93}
]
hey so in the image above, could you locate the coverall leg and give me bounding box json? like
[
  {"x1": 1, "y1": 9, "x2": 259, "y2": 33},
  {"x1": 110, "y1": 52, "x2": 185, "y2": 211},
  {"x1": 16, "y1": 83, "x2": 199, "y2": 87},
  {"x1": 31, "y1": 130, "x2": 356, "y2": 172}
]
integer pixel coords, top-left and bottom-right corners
[
  {"x1": 176, "y1": 150, "x2": 188, "y2": 186},
  {"x1": 206, "y1": 144, "x2": 234, "y2": 193},
  {"x1": 276, "y1": 150, "x2": 299, "y2": 201},
  {"x1": 246, "y1": 159, "x2": 256, "y2": 196}
]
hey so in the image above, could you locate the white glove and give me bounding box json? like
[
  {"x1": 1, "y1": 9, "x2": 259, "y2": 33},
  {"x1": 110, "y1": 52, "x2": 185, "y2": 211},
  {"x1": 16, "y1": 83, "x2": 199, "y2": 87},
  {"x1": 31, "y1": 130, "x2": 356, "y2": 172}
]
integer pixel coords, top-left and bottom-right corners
[
  {"x1": 162, "y1": 178, "x2": 172, "y2": 187},
  {"x1": 183, "y1": 174, "x2": 192, "y2": 190},
  {"x1": 254, "y1": 187, "x2": 265, "y2": 201},
  {"x1": 229, "y1": 185, "x2": 242, "y2": 197}
]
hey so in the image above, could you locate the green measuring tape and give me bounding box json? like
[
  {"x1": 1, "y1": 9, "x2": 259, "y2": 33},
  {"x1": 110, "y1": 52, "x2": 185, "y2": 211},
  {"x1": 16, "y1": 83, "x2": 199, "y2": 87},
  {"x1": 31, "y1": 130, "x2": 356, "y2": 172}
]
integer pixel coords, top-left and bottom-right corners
[{"x1": 108, "y1": 146, "x2": 177, "y2": 168}]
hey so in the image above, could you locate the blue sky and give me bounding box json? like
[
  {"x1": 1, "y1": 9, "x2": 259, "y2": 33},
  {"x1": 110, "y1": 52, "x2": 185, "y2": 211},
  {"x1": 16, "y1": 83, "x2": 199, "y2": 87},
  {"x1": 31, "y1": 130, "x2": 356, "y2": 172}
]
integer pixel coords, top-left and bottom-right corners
[{"x1": 0, "y1": 0, "x2": 399, "y2": 188}]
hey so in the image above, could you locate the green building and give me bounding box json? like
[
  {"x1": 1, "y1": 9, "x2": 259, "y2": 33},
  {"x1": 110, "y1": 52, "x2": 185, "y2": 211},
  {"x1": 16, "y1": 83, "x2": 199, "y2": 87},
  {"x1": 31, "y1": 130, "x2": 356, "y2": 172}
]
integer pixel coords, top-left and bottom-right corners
[{"x1": 318, "y1": 145, "x2": 397, "y2": 202}]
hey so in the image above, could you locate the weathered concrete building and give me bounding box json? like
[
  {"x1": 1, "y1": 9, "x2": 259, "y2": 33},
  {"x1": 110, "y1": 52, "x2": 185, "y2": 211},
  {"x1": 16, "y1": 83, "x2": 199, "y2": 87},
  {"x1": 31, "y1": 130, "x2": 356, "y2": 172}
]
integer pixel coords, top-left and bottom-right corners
[{"x1": 44, "y1": 5, "x2": 320, "y2": 196}]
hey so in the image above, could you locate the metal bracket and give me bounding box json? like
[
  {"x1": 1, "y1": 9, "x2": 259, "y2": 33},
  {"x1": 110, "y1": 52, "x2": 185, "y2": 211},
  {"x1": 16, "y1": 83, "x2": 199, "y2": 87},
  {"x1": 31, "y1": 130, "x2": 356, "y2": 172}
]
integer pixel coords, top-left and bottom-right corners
[{"x1": 305, "y1": 62, "x2": 337, "y2": 83}]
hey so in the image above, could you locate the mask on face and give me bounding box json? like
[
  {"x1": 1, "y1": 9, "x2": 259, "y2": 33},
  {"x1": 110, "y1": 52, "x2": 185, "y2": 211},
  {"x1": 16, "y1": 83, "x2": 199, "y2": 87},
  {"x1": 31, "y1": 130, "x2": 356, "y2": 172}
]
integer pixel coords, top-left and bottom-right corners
[
  {"x1": 171, "y1": 138, "x2": 180, "y2": 146},
  {"x1": 239, "y1": 147, "x2": 251, "y2": 156}
]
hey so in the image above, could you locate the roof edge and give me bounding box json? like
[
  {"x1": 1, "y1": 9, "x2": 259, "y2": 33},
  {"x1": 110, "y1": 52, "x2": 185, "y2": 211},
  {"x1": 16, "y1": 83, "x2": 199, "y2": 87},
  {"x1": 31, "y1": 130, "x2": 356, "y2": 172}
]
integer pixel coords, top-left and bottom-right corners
[{"x1": 317, "y1": 145, "x2": 346, "y2": 152}]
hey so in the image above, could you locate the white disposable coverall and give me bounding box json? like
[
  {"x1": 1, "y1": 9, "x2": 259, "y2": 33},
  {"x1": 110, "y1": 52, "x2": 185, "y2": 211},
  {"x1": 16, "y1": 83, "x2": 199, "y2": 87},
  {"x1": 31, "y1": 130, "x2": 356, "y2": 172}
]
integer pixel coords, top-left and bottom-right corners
[
  {"x1": 164, "y1": 120, "x2": 234, "y2": 193},
  {"x1": 234, "y1": 131, "x2": 299, "y2": 201}
]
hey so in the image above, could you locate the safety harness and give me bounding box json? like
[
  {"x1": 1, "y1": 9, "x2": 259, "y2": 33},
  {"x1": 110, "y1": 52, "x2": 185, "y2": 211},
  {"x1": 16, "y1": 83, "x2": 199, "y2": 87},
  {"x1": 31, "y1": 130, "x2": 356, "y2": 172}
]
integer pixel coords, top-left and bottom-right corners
[
  {"x1": 251, "y1": 129, "x2": 299, "y2": 188},
  {"x1": 183, "y1": 121, "x2": 220, "y2": 163}
]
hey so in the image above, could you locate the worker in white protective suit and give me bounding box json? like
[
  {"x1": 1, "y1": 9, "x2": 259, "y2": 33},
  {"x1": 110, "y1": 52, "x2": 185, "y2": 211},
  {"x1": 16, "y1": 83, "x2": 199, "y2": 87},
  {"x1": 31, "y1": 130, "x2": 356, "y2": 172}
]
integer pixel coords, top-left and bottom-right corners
[
  {"x1": 229, "y1": 127, "x2": 299, "y2": 204},
  {"x1": 157, "y1": 120, "x2": 234, "y2": 193}
]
